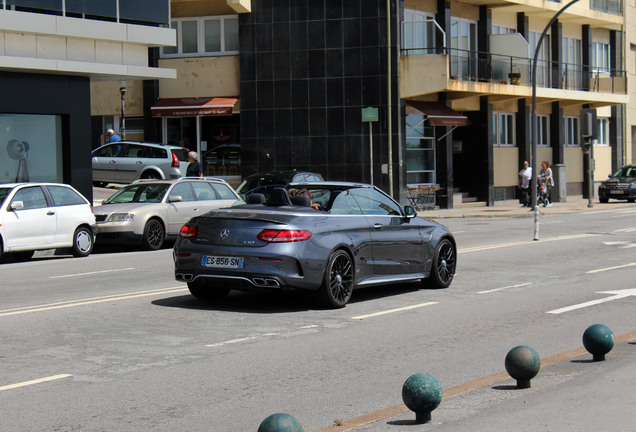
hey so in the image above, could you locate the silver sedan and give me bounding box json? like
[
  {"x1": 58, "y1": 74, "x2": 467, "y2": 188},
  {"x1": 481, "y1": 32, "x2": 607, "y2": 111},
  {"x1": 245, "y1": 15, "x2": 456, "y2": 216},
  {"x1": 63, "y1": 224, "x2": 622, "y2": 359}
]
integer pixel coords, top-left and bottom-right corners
[{"x1": 94, "y1": 178, "x2": 242, "y2": 250}]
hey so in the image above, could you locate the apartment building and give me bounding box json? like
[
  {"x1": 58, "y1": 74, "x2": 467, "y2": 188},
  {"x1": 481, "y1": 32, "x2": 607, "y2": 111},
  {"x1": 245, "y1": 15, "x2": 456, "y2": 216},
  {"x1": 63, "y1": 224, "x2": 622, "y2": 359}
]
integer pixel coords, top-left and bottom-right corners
[
  {"x1": 0, "y1": 0, "x2": 175, "y2": 201},
  {"x1": 91, "y1": 0, "x2": 628, "y2": 207}
]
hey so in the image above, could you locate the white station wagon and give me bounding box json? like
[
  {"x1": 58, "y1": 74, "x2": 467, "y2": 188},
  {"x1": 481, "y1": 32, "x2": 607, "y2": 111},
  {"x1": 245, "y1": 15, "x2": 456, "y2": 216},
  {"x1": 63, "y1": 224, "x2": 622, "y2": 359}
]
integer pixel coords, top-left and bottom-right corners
[{"x1": 0, "y1": 183, "x2": 96, "y2": 261}]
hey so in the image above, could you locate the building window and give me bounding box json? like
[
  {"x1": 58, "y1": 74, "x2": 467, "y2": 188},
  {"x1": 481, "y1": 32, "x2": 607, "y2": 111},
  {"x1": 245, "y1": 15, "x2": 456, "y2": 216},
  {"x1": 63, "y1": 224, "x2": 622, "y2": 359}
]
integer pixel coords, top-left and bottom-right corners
[
  {"x1": 492, "y1": 112, "x2": 515, "y2": 147},
  {"x1": 0, "y1": 114, "x2": 63, "y2": 184},
  {"x1": 592, "y1": 42, "x2": 611, "y2": 74},
  {"x1": 565, "y1": 116, "x2": 580, "y2": 146},
  {"x1": 595, "y1": 118, "x2": 609, "y2": 146},
  {"x1": 405, "y1": 114, "x2": 436, "y2": 184},
  {"x1": 450, "y1": 17, "x2": 478, "y2": 80},
  {"x1": 402, "y1": 10, "x2": 437, "y2": 54},
  {"x1": 561, "y1": 37, "x2": 582, "y2": 90},
  {"x1": 537, "y1": 115, "x2": 550, "y2": 146},
  {"x1": 529, "y1": 31, "x2": 551, "y2": 87},
  {"x1": 162, "y1": 16, "x2": 239, "y2": 57}
]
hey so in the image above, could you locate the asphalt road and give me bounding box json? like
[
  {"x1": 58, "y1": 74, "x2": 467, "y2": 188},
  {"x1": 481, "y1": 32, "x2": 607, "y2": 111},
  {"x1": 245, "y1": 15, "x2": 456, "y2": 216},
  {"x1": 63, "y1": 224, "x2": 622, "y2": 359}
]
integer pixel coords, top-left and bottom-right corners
[{"x1": 1, "y1": 206, "x2": 635, "y2": 431}]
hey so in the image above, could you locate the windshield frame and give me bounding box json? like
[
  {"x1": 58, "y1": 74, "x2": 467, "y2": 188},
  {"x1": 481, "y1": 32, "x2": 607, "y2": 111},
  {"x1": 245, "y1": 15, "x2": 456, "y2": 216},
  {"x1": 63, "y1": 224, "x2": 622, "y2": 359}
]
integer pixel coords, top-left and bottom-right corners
[{"x1": 103, "y1": 183, "x2": 170, "y2": 204}]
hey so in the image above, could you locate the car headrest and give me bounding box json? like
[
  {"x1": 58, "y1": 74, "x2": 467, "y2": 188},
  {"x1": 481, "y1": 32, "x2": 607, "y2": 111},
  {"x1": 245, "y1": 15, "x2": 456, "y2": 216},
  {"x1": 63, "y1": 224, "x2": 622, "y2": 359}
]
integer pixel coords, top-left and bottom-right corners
[
  {"x1": 247, "y1": 193, "x2": 266, "y2": 204},
  {"x1": 291, "y1": 194, "x2": 311, "y2": 207},
  {"x1": 269, "y1": 187, "x2": 292, "y2": 206}
]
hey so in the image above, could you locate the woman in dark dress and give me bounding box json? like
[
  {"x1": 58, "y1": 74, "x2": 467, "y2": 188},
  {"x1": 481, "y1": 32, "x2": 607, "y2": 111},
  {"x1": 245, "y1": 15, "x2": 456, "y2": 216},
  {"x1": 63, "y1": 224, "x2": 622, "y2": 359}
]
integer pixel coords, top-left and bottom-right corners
[{"x1": 186, "y1": 151, "x2": 203, "y2": 178}]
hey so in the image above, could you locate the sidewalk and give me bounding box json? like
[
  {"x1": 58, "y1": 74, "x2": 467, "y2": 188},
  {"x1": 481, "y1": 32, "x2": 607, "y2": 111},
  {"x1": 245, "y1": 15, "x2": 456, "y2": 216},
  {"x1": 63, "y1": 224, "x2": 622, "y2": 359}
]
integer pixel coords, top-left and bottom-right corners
[
  {"x1": 314, "y1": 333, "x2": 636, "y2": 432},
  {"x1": 417, "y1": 197, "x2": 635, "y2": 219}
]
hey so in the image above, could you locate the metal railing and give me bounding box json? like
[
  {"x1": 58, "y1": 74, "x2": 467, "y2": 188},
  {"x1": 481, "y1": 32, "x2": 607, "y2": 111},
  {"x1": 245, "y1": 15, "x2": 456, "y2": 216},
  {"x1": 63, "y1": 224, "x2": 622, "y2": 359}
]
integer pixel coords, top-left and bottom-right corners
[
  {"x1": 590, "y1": 0, "x2": 623, "y2": 15},
  {"x1": 402, "y1": 45, "x2": 626, "y2": 94}
]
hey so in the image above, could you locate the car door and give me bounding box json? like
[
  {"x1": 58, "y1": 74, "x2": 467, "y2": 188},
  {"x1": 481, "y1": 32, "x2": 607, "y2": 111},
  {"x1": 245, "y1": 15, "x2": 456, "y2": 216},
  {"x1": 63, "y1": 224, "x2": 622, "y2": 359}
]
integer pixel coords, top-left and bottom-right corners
[
  {"x1": 92, "y1": 143, "x2": 125, "y2": 183},
  {"x1": 349, "y1": 187, "x2": 426, "y2": 275},
  {"x1": 45, "y1": 185, "x2": 92, "y2": 246},
  {"x1": 115, "y1": 143, "x2": 147, "y2": 182},
  {"x1": 190, "y1": 182, "x2": 224, "y2": 214},
  {"x1": 3, "y1": 186, "x2": 56, "y2": 249},
  {"x1": 164, "y1": 182, "x2": 197, "y2": 234}
]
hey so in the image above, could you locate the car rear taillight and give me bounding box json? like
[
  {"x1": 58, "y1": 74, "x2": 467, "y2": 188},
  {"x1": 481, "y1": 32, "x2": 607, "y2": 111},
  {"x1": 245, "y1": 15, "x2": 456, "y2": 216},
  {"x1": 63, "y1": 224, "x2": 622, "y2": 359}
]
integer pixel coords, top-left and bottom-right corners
[
  {"x1": 179, "y1": 224, "x2": 198, "y2": 238},
  {"x1": 171, "y1": 152, "x2": 180, "y2": 168},
  {"x1": 257, "y1": 229, "x2": 312, "y2": 243}
]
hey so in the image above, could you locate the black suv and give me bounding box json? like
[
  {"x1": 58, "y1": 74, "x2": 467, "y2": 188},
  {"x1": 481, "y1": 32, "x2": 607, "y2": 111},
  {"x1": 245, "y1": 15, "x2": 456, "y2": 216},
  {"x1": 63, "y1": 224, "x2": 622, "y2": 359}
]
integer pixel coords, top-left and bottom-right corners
[
  {"x1": 235, "y1": 170, "x2": 323, "y2": 201},
  {"x1": 598, "y1": 165, "x2": 636, "y2": 203}
]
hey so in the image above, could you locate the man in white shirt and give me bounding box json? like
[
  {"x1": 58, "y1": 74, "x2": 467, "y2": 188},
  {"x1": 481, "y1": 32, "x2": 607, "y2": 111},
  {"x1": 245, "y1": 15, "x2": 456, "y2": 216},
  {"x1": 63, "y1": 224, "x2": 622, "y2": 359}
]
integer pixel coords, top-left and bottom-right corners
[{"x1": 518, "y1": 160, "x2": 532, "y2": 207}]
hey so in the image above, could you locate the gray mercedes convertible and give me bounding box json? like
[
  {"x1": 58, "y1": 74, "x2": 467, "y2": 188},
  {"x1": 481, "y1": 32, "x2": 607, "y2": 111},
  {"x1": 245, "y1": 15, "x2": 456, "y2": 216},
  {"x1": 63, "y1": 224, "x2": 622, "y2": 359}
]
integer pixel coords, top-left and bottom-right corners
[{"x1": 173, "y1": 182, "x2": 456, "y2": 308}]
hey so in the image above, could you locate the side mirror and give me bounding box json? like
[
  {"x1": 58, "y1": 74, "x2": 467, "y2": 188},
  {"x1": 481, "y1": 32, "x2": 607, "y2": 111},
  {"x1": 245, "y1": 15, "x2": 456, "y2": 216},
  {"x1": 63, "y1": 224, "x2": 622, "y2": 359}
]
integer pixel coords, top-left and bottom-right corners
[
  {"x1": 169, "y1": 195, "x2": 183, "y2": 203},
  {"x1": 404, "y1": 205, "x2": 417, "y2": 218},
  {"x1": 10, "y1": 201, "x2": 24, "y2": 211}
]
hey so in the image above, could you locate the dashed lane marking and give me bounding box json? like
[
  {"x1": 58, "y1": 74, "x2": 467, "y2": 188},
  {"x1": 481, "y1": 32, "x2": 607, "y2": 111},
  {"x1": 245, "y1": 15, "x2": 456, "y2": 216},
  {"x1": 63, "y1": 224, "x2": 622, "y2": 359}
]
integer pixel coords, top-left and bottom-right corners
[
  {"x1": 49, "y1": 268, "x2": 135, "y2": 279},
  {"x1": 0, "y1": 287, "x2": 187, "y2": 317},
  {"x1": 351, "y1": 302, "x2": 438, "y2": 320},
  {"x1": 0, "y1": 374, "x2": 72, "y2": 392},
  {"x1": 477, "y1": 283, "x2": 532, "y2": 294}
]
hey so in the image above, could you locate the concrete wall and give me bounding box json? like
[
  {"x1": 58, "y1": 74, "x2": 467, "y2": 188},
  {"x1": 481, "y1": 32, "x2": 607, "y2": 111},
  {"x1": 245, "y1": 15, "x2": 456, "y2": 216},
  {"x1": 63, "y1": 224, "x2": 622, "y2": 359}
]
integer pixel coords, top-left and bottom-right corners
[{"x1": 157, "y1": 56, "x2": 240, "y2": 98}]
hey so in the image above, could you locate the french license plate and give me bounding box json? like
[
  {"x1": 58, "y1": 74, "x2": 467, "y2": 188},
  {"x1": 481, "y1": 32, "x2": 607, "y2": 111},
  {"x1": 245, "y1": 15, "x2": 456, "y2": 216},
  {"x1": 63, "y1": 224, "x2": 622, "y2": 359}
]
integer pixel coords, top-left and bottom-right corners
[
  {"x1": 610, "y1": 190, "x2": 623, "y2": 195},
  {"x1": 202, "y1": 255, "x2": 244, "y2": 268}
]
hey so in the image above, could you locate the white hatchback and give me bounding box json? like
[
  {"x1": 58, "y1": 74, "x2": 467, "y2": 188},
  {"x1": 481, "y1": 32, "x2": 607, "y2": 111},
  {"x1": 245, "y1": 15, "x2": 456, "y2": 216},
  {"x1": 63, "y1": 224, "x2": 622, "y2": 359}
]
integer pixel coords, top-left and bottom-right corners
[{"x1": 0, "y1": 183, "x2": 97, "y2": 261}]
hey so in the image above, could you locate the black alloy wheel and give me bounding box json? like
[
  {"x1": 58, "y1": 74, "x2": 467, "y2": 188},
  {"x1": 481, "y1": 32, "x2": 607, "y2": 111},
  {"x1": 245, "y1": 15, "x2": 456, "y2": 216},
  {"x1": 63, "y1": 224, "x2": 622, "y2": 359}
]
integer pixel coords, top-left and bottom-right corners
[
  {"x1": 187, "y1": 280, "x2": 231, "y2": 300},
  {"x1": 425, "y1": 238, "x2": 456, "y2": 289},
  {"x1": 71, "y1": 226, "x2": 94, "y2": 257},
  {"x1": 142, "y1": 219, "x2": 165, "y2": 250},
  {"x1": 320, "y1": 249, "x2": 354, "y2": 308}
]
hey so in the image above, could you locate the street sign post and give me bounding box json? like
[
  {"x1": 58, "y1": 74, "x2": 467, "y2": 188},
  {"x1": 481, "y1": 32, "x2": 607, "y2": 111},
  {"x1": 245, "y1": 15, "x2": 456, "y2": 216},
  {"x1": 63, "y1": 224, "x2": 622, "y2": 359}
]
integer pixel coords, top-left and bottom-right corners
[{"x1": 362, "y1": 107, "x2": 379, "y2": 185}]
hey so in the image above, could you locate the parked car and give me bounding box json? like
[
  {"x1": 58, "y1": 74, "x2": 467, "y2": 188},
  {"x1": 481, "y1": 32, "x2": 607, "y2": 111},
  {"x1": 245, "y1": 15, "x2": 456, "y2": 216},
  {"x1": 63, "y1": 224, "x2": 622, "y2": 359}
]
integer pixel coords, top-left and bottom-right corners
[
  {"x1": 174, "y1": 182, "x2": 456, "y2": 308},
  {"x1": 92, "y1": 141, "x2": 190, "y2": 187},
  {"x1": 0, "y1": 183, "x2": 96, "y2": 261},
  {"x1": 94, "y1": 177, "x2": 242, "y2": 250},
  {"x1": 598, "y1": 165, "x2": 636, "y2": 203},
  {"x1": 235, "y1": 170, "x2": 323, "y2": 201}
]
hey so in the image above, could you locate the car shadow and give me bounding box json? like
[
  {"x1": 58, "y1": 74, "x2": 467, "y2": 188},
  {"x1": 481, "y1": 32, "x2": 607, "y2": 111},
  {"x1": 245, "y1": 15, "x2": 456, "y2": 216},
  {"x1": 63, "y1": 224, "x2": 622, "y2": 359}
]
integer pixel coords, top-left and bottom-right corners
[
  {"x1": 152, "y1": 290, "x2": 313, "y2": 314},
  {"x1": 152, "y1": 281, "x2": 424, "y2": 313}
]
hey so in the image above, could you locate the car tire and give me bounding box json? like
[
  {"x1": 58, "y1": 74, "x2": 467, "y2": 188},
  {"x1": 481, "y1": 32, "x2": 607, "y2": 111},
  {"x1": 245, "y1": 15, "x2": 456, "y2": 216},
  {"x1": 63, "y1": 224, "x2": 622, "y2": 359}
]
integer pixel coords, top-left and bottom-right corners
[
  {"x1": 71, "y1": 226, "x2": 94, "y2": 257},
  {"x1": 141, "y1": 171, "x2": 161, "y2": 180},
  {"x1": 12, "y1": 250, "x2": 34, "y2": 261},
  {"x1": 141, "y1": 219, "x2": 165, "y2": 250},
  {"x1": 92, "y1": 181, "x2": 108, "y2": 188},
  {"x1": 599, "y1": 197, "x2": 609, "y2": 203},
  {"x1": 318, "y1": 249, "x2": 354, "y2": 308},
  {"x1": 187, "y1": 280, "x2": 231, "y2": 300},
  {"x1": 628, "y1": 198, "x2": 635, "y2": 203},
  {"x1": 423, "y1": 238, "x2": 456, "y2": 289}
]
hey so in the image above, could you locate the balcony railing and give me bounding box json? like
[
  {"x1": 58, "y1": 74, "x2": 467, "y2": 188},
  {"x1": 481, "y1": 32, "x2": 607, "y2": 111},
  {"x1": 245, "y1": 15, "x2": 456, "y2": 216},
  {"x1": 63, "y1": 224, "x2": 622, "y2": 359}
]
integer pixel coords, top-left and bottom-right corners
[
  {"x1": 402, "y1": 46, "x2": 626, "y2": 95},
  {"x1": 590, "y1": 0, "x2": 623, "y2": 15}
]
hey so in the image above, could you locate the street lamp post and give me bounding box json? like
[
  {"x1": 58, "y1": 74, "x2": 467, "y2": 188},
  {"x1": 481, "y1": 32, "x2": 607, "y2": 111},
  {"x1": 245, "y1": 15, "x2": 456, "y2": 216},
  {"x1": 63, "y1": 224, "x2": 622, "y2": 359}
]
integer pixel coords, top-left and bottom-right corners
[
  {"x1": 531, "y1": 0, "x2": 581, "y2": 241},
  {"x1": 119, "y1": 84, "x2": 127, "y2": 140}
]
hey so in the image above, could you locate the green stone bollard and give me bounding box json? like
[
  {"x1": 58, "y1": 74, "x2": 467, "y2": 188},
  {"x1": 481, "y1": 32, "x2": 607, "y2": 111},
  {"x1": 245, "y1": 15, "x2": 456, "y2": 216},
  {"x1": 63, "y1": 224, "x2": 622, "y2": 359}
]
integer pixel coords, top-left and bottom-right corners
[
  {"x1": 505, "y1": 346, "x2": 540, "y2": 389},
  {"x1": 582, "y1": 324, "x2": 614, "y2": 361},
  {"x1": 257, "y1": 413, "x2": 303, "y2": 432},
  {"x1": 402, "y1": 373, "x2": 443, "y2": 424}
]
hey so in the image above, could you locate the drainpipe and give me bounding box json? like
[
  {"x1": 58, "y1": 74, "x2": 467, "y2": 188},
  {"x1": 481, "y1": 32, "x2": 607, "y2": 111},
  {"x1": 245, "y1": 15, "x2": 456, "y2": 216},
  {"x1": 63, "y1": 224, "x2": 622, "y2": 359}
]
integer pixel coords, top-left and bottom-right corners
[{"x1": 386, "y1": 0, "x2": 394, "y2": 196}]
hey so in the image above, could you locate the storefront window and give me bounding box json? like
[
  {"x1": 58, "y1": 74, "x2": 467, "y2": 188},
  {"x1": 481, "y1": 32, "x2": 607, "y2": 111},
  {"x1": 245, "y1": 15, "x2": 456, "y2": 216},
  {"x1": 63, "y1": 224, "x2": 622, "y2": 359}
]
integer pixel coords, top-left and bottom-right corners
[{"x1": 0, "y1": 113, "x2": 63, "y2": 184}]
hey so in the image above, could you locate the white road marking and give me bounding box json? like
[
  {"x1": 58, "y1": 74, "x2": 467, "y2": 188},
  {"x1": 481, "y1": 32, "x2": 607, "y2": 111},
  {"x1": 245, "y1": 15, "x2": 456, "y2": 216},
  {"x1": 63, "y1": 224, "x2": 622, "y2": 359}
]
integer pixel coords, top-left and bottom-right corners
[
  {"x1": 602, "y1": 241, "x2": 636, "y2": 249},
  {"x1": 0, "y1": 374, "x2": 72, "y2": 392},
  {"x1": 587, "y1": 262, "x2": 636, "y2": 274},
  {"x1": 547, "y1": 288, "x2": 636, "y2": 314},
  {"x1": 351, "y1": 302, "x2": 438, "y2": 320},
  {"x1": 49, "y1": 268, "x2": 135, "y2": 279},
  {"x1": 478, "y1": 283, "x2": 532, "y2": 294},
  {"x1": 0, "y1": 287, "x2": 187, "y2": 317},
  {"x1": 614, "y1": 227, "x2": 636, "y2": 232},
  {"x1": 459, "y1": 233, "x2": 597, "y2": 253}
]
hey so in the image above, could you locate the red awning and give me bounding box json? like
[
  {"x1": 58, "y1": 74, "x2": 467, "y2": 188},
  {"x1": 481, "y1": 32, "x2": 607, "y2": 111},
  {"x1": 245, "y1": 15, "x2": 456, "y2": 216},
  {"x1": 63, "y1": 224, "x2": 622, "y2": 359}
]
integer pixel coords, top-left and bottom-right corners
[
  {"x1": 407, "y1": 101, "x2": 470, "y2": 127},
  {"x1": 151, "y1": 97, "x2": 237, "y2": 117}
]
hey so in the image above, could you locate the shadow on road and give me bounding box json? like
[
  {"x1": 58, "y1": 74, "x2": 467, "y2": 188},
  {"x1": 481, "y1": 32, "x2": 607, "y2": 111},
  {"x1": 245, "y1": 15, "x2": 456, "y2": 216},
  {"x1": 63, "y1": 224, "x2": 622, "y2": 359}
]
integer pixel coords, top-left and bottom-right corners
[{"x1": 151, "y1": 281, "x2": 425, "y2": 314}]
